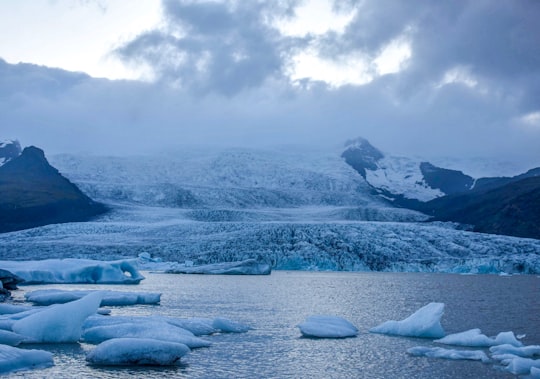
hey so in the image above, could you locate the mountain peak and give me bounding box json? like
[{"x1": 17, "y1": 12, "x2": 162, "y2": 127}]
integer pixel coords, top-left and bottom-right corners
[{"x1": 341, "y1": 137, "x2": 384, "y2": 178}]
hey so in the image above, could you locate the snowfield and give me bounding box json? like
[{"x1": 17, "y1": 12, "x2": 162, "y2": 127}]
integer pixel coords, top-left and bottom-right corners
[{"x1": 0, "y1": 146, "x2": 538, "y2": 274}]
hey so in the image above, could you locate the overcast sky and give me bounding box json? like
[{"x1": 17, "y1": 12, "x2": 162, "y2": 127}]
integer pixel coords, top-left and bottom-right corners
[{"x1": 1, "y1": 0, "x2": 539, "y2": 171}]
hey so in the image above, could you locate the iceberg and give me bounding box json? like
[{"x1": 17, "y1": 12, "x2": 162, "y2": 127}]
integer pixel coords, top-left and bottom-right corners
[
  {"x1": 13, "y1": 292, "x2": 102, "y2": 343},
  {"x1": 435, "y1": 329, "x2": 523, "y2": 347},
  {"x1": 496, "y1": 356, "x2": 540, "y2": 375},
  {"x1": 84, "y1": 315, "x2": 219, "y2": 336},
  {"x1": 0, "y1": 329, "x2": 26, "y2": 346},
  {"x1": 25, "y1": 289, "x2": 160, "y2": 306},
  {"x1": 212, "y1": 317, "x2": 251, "y2": 333},
  {"x1": 0, "y1": 304, "x2": 32, "y2": 315},
  {"x1": 490, "y1": 343, "x2": 540, "y2": 358},
  {"x1": 370, "y1": 302, "x2": 445, "y2": 338},
  {"x1": 82, "y1": 321, "x2": 211, "y2": 348},
  {"x1": 297, "y1": 316, "x2": 358, "y2": 338},
  {"x1": 166, "y1": 259, "x2": 271, "y2": 275},
  {"x1": 0, "y1": 259, "x2": 144, "y2": 284},
  {"x1": 86, "y1": 338, "x2": 189, "y2": 366},
  {"x1": 407, "y1": 346, "x2": 490, "y2": 362},
  {"x1": 0, "y1": 345, "x2": 53, "y2": 374}
]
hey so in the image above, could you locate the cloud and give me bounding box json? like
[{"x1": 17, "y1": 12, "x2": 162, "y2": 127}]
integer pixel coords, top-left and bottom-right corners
[{"x1": 1, "y1": 0, "x2": 540, "y2": 171}]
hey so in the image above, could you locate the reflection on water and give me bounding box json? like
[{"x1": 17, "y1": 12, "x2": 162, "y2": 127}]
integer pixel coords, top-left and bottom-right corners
[{"x1": 8, "y1": 272, "x2": 540, "y2": 378}]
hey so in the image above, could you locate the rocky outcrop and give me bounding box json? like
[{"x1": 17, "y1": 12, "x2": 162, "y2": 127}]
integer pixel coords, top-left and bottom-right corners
[
  {"x1": 0, "y1": 146, "x2": 107, "y2": 233},
  {"x1": 341, "y1": 137, "x2": 384, "y2": 179}
]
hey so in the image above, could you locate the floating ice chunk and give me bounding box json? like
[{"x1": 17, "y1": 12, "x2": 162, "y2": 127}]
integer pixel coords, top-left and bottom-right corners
[
  {"x1": 441, "y1": 330, "x2": 524, "y2": 348},
  {"x1": 490, "y1": 344, "x2": 540, "y2": 358},
  {"x1": 167, "y1": 259, "x2": 271, "y2": 275},
  {"x1": 498, "y1": 356, "x2": 540, "y2": 375},
  {"x1": 0, "y1": 344, "x2": 53, "y2": 374},
  {"x1": 25, "y1": 289, "x2": 160, "y2": 306},
  {"x1": 370, "y1": 302, "x2": 445, "y2": 338},
  {"x1": 165, "y1": 317, "x2": 216, "y2": 336},
  {"x1": 0, "y1": 329, "x2": 26, "y2": 346},
  {"x1": 13, "y1": 292, "x2": 102, "y2": 343},
  {"x1": 212, "y1": 317, "x2": 251, "y2": 333},
  {"x1": 0, "y1": 259, "x2": 144, "y2": 284},
  {"x1": 297, "y1": 316, "x2": 358, "y2": 338},
  {"x1": 407, "y1": 346, "x2": 490, "y2": 362},
  {"x1": 0, "y1": 304, "x2": 32, "y2": 315},
  {"x1": 84, "y1": 315, "x2": 217, "y2": 337},
  {"x1": 82, "y1": 321, "x2": 211, "y2": 348},
  {"x1": 86, "y1": 338, "x2": 189, "y2": 366},
  {"x1": 435, "y1": 328, "x2": 496, "y2": 347}
]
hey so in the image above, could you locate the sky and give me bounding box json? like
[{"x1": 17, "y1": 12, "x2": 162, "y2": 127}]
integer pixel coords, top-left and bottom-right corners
[{"x1": 1, "y1": 0, "x2": 539, "y2": 171}]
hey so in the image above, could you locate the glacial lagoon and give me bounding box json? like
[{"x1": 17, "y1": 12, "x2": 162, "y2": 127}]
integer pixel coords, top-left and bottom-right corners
[{"x1": 6, "y1": 270, "x2": 539, "y2": 378}]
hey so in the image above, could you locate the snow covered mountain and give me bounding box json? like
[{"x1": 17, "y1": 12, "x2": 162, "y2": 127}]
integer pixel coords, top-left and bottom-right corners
[
  {"x1": 341, "y1": 137, "x2": 474, "y2": 202},
  {"x1": 0, "y1": 144, "x2": 538, "y2": 273},
  {"x1": 341, "y1": 137, "x2": 540, "y2": 203}
]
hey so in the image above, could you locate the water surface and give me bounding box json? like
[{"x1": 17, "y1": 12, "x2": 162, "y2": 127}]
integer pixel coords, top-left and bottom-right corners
[{"x1": 9, "y1": 271, "x2": 540, "y2": 378}]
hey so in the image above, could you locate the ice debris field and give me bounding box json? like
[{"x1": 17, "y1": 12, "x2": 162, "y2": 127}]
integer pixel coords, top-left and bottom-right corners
[{"x1": 0, "y1": 259, "x2": 539, "y2": 376}]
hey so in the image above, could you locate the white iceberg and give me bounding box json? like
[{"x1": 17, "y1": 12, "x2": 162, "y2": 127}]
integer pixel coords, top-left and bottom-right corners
[
  {"x1": 0, "y1": 259, "x2": 144, "y2": 284},
  {"x1": 496, "y1": 356, "x2": 540, "y2": 375},
  {"x1": 86, "y1": 338, "x2": 189, "y2": 366},
  {"x1": 166, "y1": 259, "x2": 271, "y2": 275},
  {"x1": 25, "y1": 289, "x2": 160, "y2": 306},
  {"x1": 0, "y1": 304, "x2": 32, "y2": 315},
  {"x1": 0, "y1": 329, "x2": 26, "y2": 346},
  {"x1": 370, "y1": 302, "x2": 445, "y2": 338},
  {"x1": 13, "y1": 292, "x2": 102, "y2": 343},
  {"x1": 84, "y1": 315, "x2": 218, "y2": 336},
  {"x1": 490, "y1": 343, "x2": 540, "y2": 358},
  {"x1": 82, "y1": 321, "x2": 211, "y2": 348},
  {"x1": 297, "y1": 316, "x2": 358, "y2": 338},
  {"x1": 212, "y1": 317, "x2": 251, "y2": 333},
  {"x1": 435, "y1": 329, "x2": 523, "y2": 347},
  {"x1": 0, "y1": 344, "x2": 54, "y2": 374},
  {"x1": 407, "y1": 346, "x2": 490, "y2": 362}
]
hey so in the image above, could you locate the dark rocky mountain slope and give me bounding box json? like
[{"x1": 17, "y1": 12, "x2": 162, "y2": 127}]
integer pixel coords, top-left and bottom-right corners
[
  {"x1": 0, "y1": 146, "x2": 107, "y2": 233},
  {"x1": 418, "y1": 176, "x2": 540, "y2": 239}
]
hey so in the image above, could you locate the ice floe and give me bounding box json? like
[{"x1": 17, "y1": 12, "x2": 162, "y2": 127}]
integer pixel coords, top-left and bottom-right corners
[
  {"x1": 25, "y1": 289, "x2": 160, "y2": 306},
  {"x1": 12, "y1": 292, "x2": 102, "y2": 343},
  {"x1": 166, "y1": 259, "x2": 271, "y2": 275},
  {"x1": 0, "y1": 329, "x2": 26, "y2": 346},
  {"x1": 370, "y1": 302, "x2": 445, "y2": 338},
  {"x1": 407, "y1": 346, "x2": 490, "y2": 362},
  {"x1": 212, "y1": 317, "x2": 251, "y2": 333},
  {"x1": 86, "y1": 338, "x2": 190, "y2": 366},
  {"x1": 435, "y1": 328, "x2": 523, "y2": 347},
  {"x1": 0, "y1": 345, "x2": 53, "y2": 374},
  {"x1": 0, "y1": 259, "x2": 144, "y2": 284},
  {"x1": 82, "y1": 320, "x2": 211, "y2": 348},
  {"x1": 490, "y1": 343, "x2": 540, "y2": 358},
  {"x1": 297, "y1": 316, "x2": 358, "y2": 338}
]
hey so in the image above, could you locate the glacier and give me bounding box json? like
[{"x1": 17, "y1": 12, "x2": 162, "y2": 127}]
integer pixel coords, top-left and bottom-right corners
[{"x1": 0, "y1": 146, "x2": 537, "y2": 274}]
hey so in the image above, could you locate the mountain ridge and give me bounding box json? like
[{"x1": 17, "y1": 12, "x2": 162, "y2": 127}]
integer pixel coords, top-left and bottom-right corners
[{"x1": 0, "y1": 145, "x2": 107, "y2": 233}]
